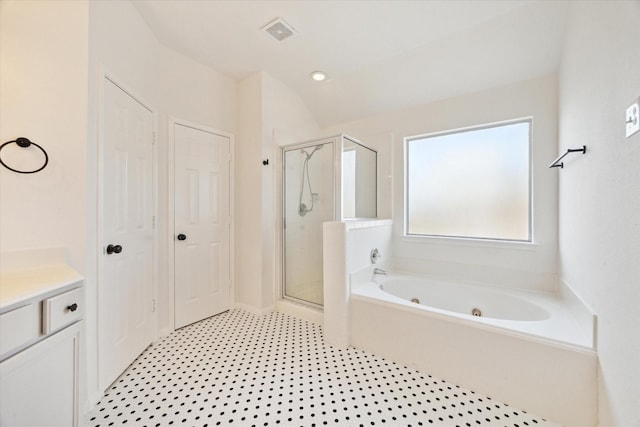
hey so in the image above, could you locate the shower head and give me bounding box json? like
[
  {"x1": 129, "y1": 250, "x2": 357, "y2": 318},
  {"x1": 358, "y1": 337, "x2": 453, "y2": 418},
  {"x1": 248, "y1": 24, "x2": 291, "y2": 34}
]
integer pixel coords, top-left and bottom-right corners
[{"x1": 303, "y1": 144, "x2": 323, "y2": 160}]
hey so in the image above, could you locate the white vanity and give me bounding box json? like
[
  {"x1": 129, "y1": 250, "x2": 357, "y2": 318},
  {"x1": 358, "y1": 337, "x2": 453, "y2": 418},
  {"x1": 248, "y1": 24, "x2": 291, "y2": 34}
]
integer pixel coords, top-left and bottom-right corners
[{"x1": 0, "y1": 249, "x2": 84, "y2": 427}]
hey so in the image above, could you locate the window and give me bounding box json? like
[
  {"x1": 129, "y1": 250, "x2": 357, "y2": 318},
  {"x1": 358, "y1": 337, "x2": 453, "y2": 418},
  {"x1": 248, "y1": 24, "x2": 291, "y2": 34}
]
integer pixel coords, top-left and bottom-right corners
[{"x1": 405, "y1": 119, "x2": 531, "y2": 241}]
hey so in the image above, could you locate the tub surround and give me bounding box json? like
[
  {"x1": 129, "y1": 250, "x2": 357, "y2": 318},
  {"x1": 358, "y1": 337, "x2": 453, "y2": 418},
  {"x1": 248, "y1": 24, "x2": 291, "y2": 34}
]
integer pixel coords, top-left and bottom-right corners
[
  {"x1": 349, "y1": 268, "x2": 597, "y2": 427},
  {"x1": 323, "y1": 220, "x2": 598, "y2": 426},
  {"x1": 559, "y1": 278, "x2": 597, "y2": 351},
  {"x1": 394, "y1": 252, "x2": 556, "y2": 293},
  {"x1": 350, "y1": 290, "x2": 596, "y2": 427},
  {"x1": 323, "y1": 220, "x2": 393, "y2": 348}
]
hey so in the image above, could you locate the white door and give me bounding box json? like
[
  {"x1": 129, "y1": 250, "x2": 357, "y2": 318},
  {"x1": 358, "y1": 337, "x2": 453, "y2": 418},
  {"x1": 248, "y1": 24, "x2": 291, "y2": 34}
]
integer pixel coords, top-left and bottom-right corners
[
  {"x1": 174, "y1": 123, "x2": 231, "y2": 329},
  {"x1": 99, "y1": 78, "x2": 154, "y2": 391}
]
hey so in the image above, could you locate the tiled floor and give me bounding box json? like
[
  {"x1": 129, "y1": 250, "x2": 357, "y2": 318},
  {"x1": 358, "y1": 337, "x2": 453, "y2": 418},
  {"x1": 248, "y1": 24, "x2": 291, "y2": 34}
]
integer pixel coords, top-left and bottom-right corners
[{"x1": 87, "y1": 309, "x2": 557, "y2": 427}]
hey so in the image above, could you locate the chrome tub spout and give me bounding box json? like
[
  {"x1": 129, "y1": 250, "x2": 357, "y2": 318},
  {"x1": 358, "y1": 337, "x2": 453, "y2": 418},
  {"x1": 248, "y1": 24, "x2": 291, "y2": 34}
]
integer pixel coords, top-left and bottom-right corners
[{"x1": 373, "y1": 268, "x2": 387, "y2": 276}]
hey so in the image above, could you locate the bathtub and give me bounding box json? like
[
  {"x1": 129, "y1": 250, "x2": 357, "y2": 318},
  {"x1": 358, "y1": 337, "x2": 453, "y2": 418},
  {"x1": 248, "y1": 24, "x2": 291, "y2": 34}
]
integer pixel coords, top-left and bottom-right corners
[
  {"x1": 361, "y1": 275, "x2": 593, "y2": 348},
  {"x1": 349, "y1": 272, "x2": 597, "y2": 427}
]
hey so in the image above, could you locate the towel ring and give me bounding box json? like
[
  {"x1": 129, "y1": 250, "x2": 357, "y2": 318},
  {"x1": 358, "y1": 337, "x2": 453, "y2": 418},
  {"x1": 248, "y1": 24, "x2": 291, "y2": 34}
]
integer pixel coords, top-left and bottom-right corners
[{"x1": 0, "y1": 137, "x2": 49, "y2": 174}]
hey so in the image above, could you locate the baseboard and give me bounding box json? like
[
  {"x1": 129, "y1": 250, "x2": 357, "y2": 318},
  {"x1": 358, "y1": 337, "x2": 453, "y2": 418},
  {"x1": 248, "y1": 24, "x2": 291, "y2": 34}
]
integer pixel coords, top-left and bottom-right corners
[
  {"x1": 234, "y1": 302, "x2": 275, "y2": 316},
  {"x1": 275, "y1": 299, "x2": 323, "y2": 324}
]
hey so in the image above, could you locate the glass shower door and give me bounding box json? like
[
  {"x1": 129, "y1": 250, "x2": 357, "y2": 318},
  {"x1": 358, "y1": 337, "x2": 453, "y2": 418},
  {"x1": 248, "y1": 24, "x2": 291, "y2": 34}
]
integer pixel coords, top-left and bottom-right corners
[{"x1": 283, "y1": 141, "x2": 334, "y2": 307}]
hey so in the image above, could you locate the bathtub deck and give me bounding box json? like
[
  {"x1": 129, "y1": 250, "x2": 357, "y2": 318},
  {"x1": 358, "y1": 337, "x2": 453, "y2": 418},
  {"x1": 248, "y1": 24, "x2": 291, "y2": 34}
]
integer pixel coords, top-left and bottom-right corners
[{"x1": 352, "y1": 278, "x2": 595, "y2": 351}]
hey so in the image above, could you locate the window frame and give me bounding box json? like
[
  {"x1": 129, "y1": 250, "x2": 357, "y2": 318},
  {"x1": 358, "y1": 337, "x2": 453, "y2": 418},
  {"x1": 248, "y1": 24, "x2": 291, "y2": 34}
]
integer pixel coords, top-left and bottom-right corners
[{"x1": 404, "y1": 118, "x2": 533, "y2": 243}]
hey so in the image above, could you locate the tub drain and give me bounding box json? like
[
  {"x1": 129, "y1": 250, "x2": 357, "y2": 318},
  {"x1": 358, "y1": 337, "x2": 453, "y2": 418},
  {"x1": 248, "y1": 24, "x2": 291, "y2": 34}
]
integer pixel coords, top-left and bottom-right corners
[
  {"x1": 411, "y1": 298, "x2": 420, "y2": 304},
  {"x1": 471, "y1": 308, "x2": 482, "y2": 317}
]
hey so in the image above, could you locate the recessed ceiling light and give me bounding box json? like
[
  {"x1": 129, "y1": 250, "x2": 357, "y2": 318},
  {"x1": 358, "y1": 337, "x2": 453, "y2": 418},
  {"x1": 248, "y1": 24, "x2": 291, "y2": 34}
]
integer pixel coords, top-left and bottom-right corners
[{"x1": 310, "y1": 71, "x2": 327, "y2": 81}]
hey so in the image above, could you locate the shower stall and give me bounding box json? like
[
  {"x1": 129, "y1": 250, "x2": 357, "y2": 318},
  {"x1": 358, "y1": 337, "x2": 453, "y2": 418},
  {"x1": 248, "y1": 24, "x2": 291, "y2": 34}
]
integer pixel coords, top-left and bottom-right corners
[{"x1": 282, "y1": 134, "x2": 377, "y2": 308}]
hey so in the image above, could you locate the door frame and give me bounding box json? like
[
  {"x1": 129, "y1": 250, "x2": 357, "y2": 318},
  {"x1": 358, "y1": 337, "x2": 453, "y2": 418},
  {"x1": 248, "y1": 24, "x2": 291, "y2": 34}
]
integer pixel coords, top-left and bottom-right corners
[
  {"x1": 96, "y1": 67, "x2": 159, "y2": 392},
  {"x1": 168, "y1": 117, "x2": 235, "y2": 332}
]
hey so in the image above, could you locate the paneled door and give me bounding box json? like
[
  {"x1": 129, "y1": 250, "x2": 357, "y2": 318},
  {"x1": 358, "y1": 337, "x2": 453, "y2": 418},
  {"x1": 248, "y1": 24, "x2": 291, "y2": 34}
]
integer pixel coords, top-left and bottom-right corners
[
  {"x1": 173, "y1": 123, "x2": 232, "y2": 329},
  {"x1": 99, "y1": 78, "x2": 154, "y2": 391}
]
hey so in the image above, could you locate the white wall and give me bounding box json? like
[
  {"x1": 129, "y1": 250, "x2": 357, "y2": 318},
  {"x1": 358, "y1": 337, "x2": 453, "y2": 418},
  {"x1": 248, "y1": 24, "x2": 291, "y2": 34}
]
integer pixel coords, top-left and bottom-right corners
[
  {"x1": 0, "y1": 0, "x2": 240, "y2": 408},
  {"x1": 558, "y1": 2, "x2": 640, "y2": 426},
  {"x1": 0, "y1": 1, "x2": 90, "y2": 408},
  {"x1": 0, "y1": 0, "x2": 89, "y2": 270},
  {"x1": 235, "y1": 71, "x2": 320, "y2": 313},
  {"x1": 235, "y1": 74, "x2": 264, "y2": 311},
  {"x1": 262, "y1": 72, "x2": 321, "y2": 309},
  {"x1": 327, "y1": 75, "x2": 559, "y2": 292}
]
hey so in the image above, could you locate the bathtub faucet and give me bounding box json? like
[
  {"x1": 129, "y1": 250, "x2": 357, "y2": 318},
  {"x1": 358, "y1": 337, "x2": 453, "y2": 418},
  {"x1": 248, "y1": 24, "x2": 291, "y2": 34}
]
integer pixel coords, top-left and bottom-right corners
[{"x1": 373, "y1": 268, "x2": 387, "y2": 276}]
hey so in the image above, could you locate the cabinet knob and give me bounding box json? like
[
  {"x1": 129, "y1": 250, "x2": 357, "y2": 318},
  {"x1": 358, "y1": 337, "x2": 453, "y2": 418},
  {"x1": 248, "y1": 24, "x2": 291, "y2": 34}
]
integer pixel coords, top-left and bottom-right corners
[
  {"x1": 67, "y1": 303, "x2": 78, "y2": 312},
  {"x1": 177, "y1": 234, "x2": 187, "y2": 241}
]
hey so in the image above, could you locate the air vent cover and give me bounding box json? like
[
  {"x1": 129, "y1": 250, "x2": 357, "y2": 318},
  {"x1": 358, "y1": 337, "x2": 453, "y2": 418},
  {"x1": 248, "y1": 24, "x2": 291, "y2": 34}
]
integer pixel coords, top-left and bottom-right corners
[{"x1": 261, "y1": 18, "x2": 296, "y2": 42}]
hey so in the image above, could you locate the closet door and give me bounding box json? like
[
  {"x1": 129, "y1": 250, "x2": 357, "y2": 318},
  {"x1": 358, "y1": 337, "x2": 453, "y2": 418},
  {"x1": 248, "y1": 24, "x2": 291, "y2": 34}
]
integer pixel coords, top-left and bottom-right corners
[{"x1": 173, "y1": 122, "x2": 232, "y2": 329}]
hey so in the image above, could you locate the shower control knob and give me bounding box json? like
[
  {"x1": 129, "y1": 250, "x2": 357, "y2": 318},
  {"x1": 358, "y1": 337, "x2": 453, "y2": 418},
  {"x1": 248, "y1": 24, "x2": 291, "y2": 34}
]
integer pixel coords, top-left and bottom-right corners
[
  {"x1": 177, "y1": 234, "x2": 187, "y2": 241},
  {"x1": 106, "y1": 244, "x2": 123, "y2": 255}
]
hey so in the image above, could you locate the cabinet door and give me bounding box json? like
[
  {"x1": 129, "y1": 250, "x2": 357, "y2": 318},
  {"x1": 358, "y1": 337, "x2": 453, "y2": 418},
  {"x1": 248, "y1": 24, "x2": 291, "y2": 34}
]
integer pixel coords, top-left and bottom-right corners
[{"x1": 0, "y1": 322, "x2": 81, "y2": 427}]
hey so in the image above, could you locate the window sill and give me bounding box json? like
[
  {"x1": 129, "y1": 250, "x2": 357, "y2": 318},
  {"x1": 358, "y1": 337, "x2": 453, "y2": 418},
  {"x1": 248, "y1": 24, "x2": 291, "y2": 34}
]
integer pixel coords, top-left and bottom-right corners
[{"x1": 401, "y1": 234, "x2": 539, "y2": 251}]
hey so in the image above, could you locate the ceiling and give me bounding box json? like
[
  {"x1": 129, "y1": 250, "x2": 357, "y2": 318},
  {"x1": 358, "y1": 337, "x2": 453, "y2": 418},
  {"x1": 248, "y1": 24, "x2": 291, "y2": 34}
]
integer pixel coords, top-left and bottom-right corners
[{"x1": 132, "y1": 0, "x2": 570, "y2": 127}]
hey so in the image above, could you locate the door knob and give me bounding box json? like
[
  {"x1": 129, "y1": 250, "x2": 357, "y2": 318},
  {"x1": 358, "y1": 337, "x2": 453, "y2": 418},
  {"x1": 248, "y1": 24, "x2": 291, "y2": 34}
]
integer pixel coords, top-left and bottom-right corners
[
  {"x1": 106, "y1": 244, "x2": 123, "y2": 254},
  {"x1": 177, "y1": 234, "x2": 187, "y2": 241}
]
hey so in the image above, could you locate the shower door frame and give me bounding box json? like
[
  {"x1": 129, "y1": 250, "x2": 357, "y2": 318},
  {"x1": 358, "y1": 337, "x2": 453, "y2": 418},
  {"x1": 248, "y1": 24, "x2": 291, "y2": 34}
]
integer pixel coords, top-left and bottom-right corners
[{"x1": 281, "y1": 136, "x2": 342, "y2": 309}]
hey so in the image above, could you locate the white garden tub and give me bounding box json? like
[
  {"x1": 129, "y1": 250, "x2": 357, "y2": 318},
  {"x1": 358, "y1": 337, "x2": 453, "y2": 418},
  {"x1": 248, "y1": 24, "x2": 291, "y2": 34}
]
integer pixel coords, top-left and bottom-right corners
[{"x1": 349, "y1": 273, "x2": 598, "y2": 427}]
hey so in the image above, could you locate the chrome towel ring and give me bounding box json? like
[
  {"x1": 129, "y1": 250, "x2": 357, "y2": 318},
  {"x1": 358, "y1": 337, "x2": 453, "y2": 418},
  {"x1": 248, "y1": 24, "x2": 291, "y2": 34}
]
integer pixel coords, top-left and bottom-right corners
[{"x1": 0, "y1": 137, "x2": 49, "y2": 174}]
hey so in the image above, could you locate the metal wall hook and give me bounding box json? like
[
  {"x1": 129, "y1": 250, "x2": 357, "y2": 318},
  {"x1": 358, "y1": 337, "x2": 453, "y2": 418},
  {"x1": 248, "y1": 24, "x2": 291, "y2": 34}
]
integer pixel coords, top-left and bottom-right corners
[{"x1": 0, "y1": 137, "x2": 49, "y2": 174}]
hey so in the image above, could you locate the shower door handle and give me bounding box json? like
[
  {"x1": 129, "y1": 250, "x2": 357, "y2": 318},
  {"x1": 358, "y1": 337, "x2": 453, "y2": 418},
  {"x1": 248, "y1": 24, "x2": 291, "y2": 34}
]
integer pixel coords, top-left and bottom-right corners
[{"x1": 177, "y1": 234, "x2": 187, "y2": 241}]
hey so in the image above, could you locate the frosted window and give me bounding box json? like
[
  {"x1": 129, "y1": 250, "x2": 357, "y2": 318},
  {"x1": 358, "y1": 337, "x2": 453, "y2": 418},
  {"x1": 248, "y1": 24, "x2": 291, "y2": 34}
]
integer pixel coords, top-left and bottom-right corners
[{"x1": 406, "y1": 120, "x2": 530, "y2": 241}]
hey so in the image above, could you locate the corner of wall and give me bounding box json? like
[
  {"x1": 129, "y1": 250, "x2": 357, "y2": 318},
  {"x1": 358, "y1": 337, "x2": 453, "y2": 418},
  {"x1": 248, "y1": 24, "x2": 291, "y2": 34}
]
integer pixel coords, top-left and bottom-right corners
[{"x1": 322, "y1": 222, "x2": 349, "y2": 348}]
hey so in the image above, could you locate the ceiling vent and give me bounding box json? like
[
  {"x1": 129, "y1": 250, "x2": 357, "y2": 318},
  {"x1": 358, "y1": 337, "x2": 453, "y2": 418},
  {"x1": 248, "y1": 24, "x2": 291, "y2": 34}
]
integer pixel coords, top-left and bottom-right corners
[{"x1": 261, "y1": 18, "x2": 296, "y2": 42}]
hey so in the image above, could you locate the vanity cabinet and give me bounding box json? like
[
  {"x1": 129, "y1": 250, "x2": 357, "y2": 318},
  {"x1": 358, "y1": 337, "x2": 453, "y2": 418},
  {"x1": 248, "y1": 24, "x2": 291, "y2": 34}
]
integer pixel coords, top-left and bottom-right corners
[{"x1": 0, "y1": 264, "x2": 84, "y2": 427}]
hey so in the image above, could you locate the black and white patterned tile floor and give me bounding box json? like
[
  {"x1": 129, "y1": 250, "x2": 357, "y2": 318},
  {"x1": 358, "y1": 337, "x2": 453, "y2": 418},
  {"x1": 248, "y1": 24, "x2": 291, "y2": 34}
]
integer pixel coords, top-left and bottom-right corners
[{"x1": 87, "y1": 309, "x2": 558, "y2": 427}]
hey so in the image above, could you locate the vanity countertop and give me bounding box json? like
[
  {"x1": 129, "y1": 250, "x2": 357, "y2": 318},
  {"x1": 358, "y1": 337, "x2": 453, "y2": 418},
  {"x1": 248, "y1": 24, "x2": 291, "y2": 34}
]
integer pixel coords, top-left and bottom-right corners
[{"x1": 0, "y1": 264, "x2": 83, "y2": 311}]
